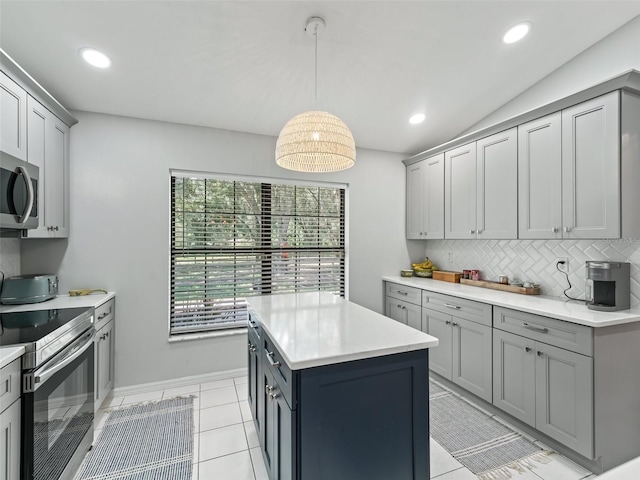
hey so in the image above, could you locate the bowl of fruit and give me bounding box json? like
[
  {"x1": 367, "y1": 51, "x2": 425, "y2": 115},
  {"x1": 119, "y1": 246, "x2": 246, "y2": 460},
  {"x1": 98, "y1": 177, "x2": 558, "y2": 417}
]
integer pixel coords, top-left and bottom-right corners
[{"x1": 412, "y1": 258, "x2": 438, "y2": 278}]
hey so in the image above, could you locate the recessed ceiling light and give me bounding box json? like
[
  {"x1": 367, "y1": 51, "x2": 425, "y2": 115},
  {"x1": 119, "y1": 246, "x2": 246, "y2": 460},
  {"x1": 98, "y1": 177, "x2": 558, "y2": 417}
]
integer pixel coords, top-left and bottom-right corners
[
  {"x1": 409, "y1": 113, "x2": 426, "y2": 125},
  {"x1": 79, "y1": 48, "x2": 111, "y2": 68},
  {"x1": 503, "y1": 22, "x2": 531, "y2": 44}
]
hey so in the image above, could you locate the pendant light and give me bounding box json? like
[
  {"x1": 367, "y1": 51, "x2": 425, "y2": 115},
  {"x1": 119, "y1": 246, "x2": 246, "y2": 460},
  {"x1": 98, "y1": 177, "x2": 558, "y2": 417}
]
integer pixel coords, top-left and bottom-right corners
[{"x1": 275, "y1": 17, "x2": 356, "y2": 173}]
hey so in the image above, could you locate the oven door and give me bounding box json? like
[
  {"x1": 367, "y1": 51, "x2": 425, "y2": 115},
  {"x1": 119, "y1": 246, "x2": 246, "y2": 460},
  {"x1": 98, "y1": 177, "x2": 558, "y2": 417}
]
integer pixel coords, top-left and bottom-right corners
[{"x1": 22, "y1": 328, "x2": 95, "y2": 480}]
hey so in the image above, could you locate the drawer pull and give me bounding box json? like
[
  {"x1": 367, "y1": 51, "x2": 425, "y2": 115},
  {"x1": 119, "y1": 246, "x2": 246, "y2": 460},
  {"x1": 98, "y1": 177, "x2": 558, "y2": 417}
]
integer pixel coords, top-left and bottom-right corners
[
  {"x1": 445, "y1": 320, "x2": 451, "y2": 325},
  {"x1": 396, "y1": 290, "x2": 408, "y2": 296},
  {"x1": 537, "y1": 351, "x2": 544, "y2": 357},
  {"x1": 266, "y1": 351, "x2": 281, "y2": 368},
  {"x1": 452, "y1": 322, "x2": 458, "y2": 327},
  {"x1": 523, "y1": 323, "x2": 548, "y2": 334},
  {"x1": 525, "y1": 347, "x2": 531, "y2": 353},
  {"x1": 444, "y1": 303, "x2": 461, "y2": 310},
  {"x1": 248, "y1": 343, "x2": 256, "y2": 353},
  {"x1": 265, "y1": 384, "x2": 278, "y2": 401}
]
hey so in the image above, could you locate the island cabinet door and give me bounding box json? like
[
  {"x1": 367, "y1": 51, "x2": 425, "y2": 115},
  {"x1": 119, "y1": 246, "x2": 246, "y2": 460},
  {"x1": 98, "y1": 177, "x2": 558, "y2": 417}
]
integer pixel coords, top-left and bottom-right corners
[
  {"x1": 493, "y1": 329, "x2": 536, "y2": 426},
  {"x1": 452, "y1": 317, "x2": 492, "y2": 403},
  {"x1": 261, "y1": 367, "x2": 295, "y2": 480},
  {"x1": 424, "y1": 308, "x2": 453, "y2": 379},
  {"x1": 247, "y1": 332, "x2": 260, "y2": 434},
  {"x1": 535, "y1": 342, "x2": 594, "y2": 459}
]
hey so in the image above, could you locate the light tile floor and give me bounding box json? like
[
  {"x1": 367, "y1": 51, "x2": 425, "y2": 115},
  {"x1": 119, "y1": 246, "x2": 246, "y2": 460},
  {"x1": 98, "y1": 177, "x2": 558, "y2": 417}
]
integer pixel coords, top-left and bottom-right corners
[{"x1": 92, "y1": 376, "x2": 596, "y2": 480}]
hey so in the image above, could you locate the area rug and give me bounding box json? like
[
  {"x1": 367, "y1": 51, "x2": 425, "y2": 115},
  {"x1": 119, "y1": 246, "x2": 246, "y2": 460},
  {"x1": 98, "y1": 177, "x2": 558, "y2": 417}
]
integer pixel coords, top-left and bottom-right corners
[
  {"x1": 430, "y1": 380, "x2": 551, "y2": 480},
  {"x1": 76, "y1": 396, "x2": 194, "y2": 480}
]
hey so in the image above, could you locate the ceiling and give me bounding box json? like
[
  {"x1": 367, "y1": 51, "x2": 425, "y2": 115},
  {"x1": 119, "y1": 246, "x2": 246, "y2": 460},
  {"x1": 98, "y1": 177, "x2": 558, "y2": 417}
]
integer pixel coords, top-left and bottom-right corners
[{"x1": 2, "y1": 1, "x2": 640, "y2": 156}]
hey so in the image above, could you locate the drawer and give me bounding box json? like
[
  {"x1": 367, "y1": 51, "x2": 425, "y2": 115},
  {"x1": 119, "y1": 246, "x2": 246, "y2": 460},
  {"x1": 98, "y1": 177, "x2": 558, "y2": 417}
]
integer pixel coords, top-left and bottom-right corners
[
  {"x1": 422, "y1": 291, "x2": 492, "y2": 327},
  {"x1": 493, "y1": 307, "x2": 593, "y2": 356},
  {"x1": 95, "y1": 298, "x2": 115, "y2": 330},
  {"x1": 0, "y1": 357, "x2": 21, "y2": 414},
  {"x1": 386, "y1": 282, "x2": 421, "y2": 306},
  {"x1": 263, "y1": 333, "x2": 297, "y2": 410}
]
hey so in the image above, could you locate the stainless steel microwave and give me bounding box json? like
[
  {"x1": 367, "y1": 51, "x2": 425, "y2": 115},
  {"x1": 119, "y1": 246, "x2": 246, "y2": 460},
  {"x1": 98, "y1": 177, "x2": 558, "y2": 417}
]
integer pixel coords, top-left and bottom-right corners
[{"x1": 0, "y1": 151, "x2": 39, "y2": 230}]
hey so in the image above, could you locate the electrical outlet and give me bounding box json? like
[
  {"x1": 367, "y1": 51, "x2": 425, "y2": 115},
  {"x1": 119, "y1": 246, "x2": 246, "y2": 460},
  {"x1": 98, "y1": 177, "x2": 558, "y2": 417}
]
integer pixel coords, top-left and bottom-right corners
[
  {"x1": 555, "y1": 257, "x2": 569, "y2": 273},
  {"x1": 448, "y1": 252, "x2": 453, "y2": 263}
]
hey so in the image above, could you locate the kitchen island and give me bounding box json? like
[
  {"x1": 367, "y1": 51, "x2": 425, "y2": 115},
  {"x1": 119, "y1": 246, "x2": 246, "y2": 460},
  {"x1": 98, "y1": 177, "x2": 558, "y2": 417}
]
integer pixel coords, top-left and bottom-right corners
[{"x1": 246, "y1": 292, "x2": 439, "y2": 480}]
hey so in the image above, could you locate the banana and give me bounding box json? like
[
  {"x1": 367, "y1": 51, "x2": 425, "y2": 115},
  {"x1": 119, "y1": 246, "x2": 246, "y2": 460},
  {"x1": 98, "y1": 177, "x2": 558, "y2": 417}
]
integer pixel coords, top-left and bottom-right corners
[{"x1": 413, "y1": 258, "x2": 433, "y2": 270}]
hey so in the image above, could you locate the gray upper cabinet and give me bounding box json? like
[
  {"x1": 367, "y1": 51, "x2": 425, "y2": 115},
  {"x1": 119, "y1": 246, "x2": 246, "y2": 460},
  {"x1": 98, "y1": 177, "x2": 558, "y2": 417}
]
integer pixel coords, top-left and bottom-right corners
[
  {"x1": 561, "y1": 92, "x2": 620, "y2": 239},
  {"x1": 476, "y1": 128, "x2": 518, "y2": 239},
  {"x1": 0, "y1": 71, "x2": 27, "y2": 160},
  {"x1": 24, "y1": 96, "x2": 71, "y2": 238},
  {"x1": 519, "y1": 92, "x2": 620, "y2": 239},
  {"x1": 445, "y1": 142, "x2": 476, "y2": 239},
  {"x1": 406, "y1": 153, "x2": 444, "y2": 239},
  {"x1": 518, "y1": 113, "x2": 563, "y2": 239}
]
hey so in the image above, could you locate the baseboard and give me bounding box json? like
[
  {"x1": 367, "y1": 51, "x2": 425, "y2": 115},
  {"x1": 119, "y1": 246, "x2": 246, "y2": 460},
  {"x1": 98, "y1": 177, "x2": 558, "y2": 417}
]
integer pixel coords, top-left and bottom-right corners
[{"x1": 112, "y1": 367, "x2": 249, "y2": 397}]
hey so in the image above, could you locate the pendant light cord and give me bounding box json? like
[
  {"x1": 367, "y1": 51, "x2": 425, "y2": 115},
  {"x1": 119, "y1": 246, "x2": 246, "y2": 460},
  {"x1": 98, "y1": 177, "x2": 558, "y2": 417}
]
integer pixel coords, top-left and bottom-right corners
[{"x1": 314, "y1": 25, "x2": 318, "y2": 109}]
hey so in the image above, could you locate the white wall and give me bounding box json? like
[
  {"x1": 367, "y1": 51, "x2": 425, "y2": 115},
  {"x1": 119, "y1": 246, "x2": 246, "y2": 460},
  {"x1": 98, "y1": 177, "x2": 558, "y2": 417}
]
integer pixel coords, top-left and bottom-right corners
[
  {"x1": 20, "y1": 111, "x2": 414, "y2": 388},
  {"x1": 464, "y1": 15, "x2": 640, "y2": 134}
]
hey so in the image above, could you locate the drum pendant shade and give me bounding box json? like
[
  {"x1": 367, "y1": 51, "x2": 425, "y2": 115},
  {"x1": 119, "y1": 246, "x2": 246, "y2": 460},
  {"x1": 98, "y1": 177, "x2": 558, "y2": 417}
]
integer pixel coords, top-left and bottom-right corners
[{"x1": 275, "y1": 110, "x2": 356, "y2": 172}]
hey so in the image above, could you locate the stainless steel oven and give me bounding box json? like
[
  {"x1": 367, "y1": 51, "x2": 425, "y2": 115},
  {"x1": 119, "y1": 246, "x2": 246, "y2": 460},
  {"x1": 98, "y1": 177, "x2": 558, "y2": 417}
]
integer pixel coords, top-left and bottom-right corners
[{"x1": 0, "y1": 307, "x2": 94, "y2": 480}]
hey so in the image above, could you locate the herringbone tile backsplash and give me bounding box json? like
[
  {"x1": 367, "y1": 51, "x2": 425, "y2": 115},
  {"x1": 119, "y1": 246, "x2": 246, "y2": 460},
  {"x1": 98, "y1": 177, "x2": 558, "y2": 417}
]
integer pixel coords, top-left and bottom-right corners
[{"x1": 423, "y1": 239, "x2": 640, "y2": 309}]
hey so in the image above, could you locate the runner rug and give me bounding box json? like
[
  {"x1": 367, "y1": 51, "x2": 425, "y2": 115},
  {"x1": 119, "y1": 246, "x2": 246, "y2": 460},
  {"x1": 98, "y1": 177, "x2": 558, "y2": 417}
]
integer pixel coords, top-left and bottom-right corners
[
  {"x1": 430, "y1": 381, "x2": 551, "y2": 480},
  {"x1": 76, "y1": 396, "x2": 194, "y2": 480}
]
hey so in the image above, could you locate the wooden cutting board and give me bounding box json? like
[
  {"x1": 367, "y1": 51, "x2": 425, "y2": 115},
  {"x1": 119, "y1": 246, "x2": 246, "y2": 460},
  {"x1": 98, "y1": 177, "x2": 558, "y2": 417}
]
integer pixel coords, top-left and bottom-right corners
[{"x1": 460, "y1": 278, "x2": 540, "y2": 295}]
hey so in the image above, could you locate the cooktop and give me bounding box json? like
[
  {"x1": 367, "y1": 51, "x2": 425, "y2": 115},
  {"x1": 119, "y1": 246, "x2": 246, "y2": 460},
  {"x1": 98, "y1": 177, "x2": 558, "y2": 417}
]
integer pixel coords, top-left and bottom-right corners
[{"x1": 0, "y1": 307, "x2": 93, "y2": 362}]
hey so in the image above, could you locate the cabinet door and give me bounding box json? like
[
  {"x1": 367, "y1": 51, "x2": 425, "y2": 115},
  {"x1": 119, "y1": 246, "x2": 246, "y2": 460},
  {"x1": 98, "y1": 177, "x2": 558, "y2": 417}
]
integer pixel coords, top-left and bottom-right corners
[
  {"x1": 424, "y1": 153, "x2": 444, "y2": 239},
  {"x1": 0, "y1": 71, "x2": 27, "y2": 160},
  {"x1": 476, "y1": 128, "x2": 517, "y2": 239},
  {"x1": 424, "y1": 308, "x2": 453, "y2": 379},
  {"x1": 406, "y1": 161, "x2": 425, "y2": 239},
  {"x1": 95, "y1": 320, "x2": 115, "y2": 409},
  {"x1": 535, "y1": 342, "x2": 593, "y2": 459},
  {"x1": 493, "y1": 329, "x2": 536, "y2": 426},
  {"x1": 272, "y1": 385, "x2": 295, "y2": 480},
  {"x1": 24, "y1": 96, "x2": 71, "y2": 238},
  {"x1": 26, "y1": 96, "x2": 49, "y2": 237},
  {"x1": 386, "y1": 297, "x2": 418, "y2": 326},
  {"x1": 248, "y1": 332, "x2": 261, "y2": 435},
  {"x1": 261, "y1": 367, "x2": 276, "y2": 474},
  {"x1": 562, "y1": 91, "x2": 620, "y2": 239},
  {"x1": 0, "y1": 399, "x2": 21, "y2": 480},
  {"x1": 445, "y1": 142, "x2": 476, "y2": 239},
  {"x1": 518, "y1": 113, "x2": 563, "y2": 239},
  {"x1": 452, "y1": 317, "x2": 492, "y2": 403}
]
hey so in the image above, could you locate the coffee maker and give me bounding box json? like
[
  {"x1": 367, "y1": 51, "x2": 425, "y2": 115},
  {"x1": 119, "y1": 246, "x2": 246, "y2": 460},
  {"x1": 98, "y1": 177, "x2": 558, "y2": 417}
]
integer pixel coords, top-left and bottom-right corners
[{"x1": 585, "y1": 261, "x2": 630, "y2": 311}]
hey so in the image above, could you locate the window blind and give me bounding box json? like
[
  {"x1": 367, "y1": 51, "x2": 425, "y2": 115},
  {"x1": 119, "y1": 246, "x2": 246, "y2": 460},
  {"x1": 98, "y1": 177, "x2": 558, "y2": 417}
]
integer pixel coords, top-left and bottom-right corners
[{"x1": 170, "y1": 174, "x2": 346, "y2": 335}]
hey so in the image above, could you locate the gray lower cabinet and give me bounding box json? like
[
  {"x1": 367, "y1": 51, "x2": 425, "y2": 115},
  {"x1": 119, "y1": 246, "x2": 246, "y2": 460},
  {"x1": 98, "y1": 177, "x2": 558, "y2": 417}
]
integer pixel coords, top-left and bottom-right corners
[
  {"x1": 253, "y1": 323, "x2": 429, "y2": 480},
  {"x1": 386, "y1": 297, "x2": 421, "y2": 327},
  {"x1": 0, "y1": 358, "x2": 21, "y2": 480},
  {"x1": 422, "y1": 291, "x2": 492, "y2": 403},
  {"x1": 493, "y1": 309, "x2": 594, "y2": 459},
  {"x1": 94, "y1": 298, "x2": 116, "y2": 411}
]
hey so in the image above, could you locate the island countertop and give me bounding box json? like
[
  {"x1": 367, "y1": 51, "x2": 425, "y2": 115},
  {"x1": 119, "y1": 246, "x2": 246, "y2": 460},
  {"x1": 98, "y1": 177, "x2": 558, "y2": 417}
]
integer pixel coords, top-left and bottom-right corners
[{"x1": 246, "y1": 291, "x2": 439, "y2": 370}]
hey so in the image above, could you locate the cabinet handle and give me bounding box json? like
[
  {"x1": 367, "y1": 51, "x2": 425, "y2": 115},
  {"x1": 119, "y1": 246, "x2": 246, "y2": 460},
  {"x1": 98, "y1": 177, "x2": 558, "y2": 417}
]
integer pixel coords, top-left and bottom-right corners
[
  {"x1": 402, "y1": 306, "x2": 406, "y2": 310},
  {"x1": 452, "y1": 322, "x2": 458, "y2": 327},
  {"x1": 265, "y1": 384, "x2": 274, "y2": 394},
  {"x1": 98, "y1": 312, "x2": 108, "y2": 320},
  {"x1": 523, "y1": 323, "x2": 548, "y2": 334},
  {"x1": 266, "y1": 351, "x2": 281, "y2": 368},
  {"x1": 270, "y1": 391, "x2": 278, "y2": 400},
  {"x1": 552, "y1": 227, "x2": 559, "y2": 233},
  {"x1": 564, "y1": 226, "x2": 571, "y2": 233},
  {"x1": 397, "y1": 304, "x2": 402, "y2": 309},
  {"x1": 445, "y1": 320, "x2": 451, "y2": 325},
  {"x1": 470, "y1": 230, "x2": 475, "y2": 234},
  {"x1": 396, "y1": 290, "x2": 408, "y2": 296},
  {"x1": 443, "y1": 303, "x2": 461, "y2": 310},
  {"x1": 537, "y1": 351, "x2": 544, "y2": 357},
  {"x1": 525, "y1": 347, "x2": 531, "y2": 353},
  {"x1": 248, "y1": 343, "x2": 256, "y2": 353},
  {"x1": 54, "y1": 226, "x2": 59, "y2": 231},
  {"x1": 477, "y1": 229, "x2": 483, "y2": 234}
]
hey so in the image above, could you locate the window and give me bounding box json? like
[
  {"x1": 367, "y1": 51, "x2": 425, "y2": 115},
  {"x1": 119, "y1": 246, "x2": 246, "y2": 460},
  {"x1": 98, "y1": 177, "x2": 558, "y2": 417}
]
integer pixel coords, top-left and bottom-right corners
[{"x1": 170, "y1": 172, "x2": 347, "y2": 336}]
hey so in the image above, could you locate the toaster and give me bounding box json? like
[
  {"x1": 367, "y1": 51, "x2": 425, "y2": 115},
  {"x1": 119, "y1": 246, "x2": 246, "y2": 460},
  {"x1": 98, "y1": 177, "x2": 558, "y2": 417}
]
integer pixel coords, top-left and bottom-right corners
[{"x1": 0, "y1": 274, "x2": 59, "y2": 304}]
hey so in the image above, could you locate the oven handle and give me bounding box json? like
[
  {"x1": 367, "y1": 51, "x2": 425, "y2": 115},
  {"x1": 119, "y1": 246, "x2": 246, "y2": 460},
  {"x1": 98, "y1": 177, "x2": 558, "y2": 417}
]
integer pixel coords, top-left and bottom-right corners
[{"x1": 32, "y1": 330, "x2": 95, "y2": 391}]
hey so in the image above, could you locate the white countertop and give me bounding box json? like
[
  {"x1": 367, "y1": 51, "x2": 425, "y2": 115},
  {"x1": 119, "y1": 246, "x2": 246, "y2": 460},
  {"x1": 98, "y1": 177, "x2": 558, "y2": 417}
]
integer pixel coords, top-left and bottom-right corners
[
  {"x1": 0, "y1": 292, "x2": 115, "y2": 313},
  {"x1": 383, "y1": 276, "x2": 640, "y2": 328},
  {"x1": 0, "y1": 346, "x2": 25, "y2": 369},
  {"x1": 247, "y1": 292, "x2": 439, "y2": 370}
]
